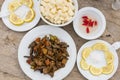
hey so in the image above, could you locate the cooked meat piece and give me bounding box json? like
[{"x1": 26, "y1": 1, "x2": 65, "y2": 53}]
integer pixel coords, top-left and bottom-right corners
[
  {"x1": 42, "y1": 48, "x2": 47, "y2": 55},
  {"x1": 45, "y1": 59, "x2": 50, "y2": 66},
  {"x1": 62, "y1": 58, "x2": 67, "y2": 65}
]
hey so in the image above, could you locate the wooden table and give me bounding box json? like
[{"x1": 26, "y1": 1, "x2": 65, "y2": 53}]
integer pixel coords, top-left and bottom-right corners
[{"x1": 0, "y1": 0, "x2": 120, "y2": 80}]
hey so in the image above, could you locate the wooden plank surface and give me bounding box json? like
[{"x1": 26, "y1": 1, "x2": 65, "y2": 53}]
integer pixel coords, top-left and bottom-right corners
[{"x1": 0, "y1": 0, "x2": 120, "y2": 80}]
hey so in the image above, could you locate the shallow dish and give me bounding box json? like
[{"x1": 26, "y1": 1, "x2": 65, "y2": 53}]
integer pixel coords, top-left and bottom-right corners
[
  {"x1": 18, "y1": 25, "x2": 77, "y2": 80},
  {"x1": 77, "y1": 40, "x2": 119, "y2": 80},
  {"x1": 73, "y1": 7, "x2": 106, "y2": 40},
  {"x1": 1, "y1": 0, "x2": 40, "y2": 32}
]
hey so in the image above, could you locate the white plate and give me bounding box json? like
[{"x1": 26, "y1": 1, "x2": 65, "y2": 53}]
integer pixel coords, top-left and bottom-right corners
[
  {"x1": 77, "y1": 40, "x2": 118, "y2": 80},
  {"x1": 18, "y1": 25, "x2": 77, "y2": 80},
  {"x1": 1, "y1": 0, "x2": 40, "y2": 32}
]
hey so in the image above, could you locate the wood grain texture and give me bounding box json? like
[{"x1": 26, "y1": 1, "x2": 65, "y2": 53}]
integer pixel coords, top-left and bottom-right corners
[{"x1": 0, "y1": 0, "x2": 120, "y2": 80}]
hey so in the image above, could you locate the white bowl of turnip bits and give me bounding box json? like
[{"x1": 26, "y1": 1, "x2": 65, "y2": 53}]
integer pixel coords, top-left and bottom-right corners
[
  {"x1": 40, "y1": 0, "x2": 78, "y2": 27},
  {"x1": 73, "y1": 7, "x2": 106, "y2": 40}
]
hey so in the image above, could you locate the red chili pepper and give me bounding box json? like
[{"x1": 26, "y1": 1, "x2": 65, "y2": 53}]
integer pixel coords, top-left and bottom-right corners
[
  {"x1": 82, "y1": 16, "x2": 88, "y2": 19},
  {"x1": 82, "y1": 19, "x2": 89, "y2": 26},
  {"x1": 86, "y1": 27, "x2": 90, "y2": 33},
  {"x1": 88, "y1": 19, "x2": 92, "y2": 26},
  {"x1": 89, "y1": 21, "x2": 94, "y2": 27},
  {"x1": 81, "y1": 16, "x2": 98, "y2": 33},
  {"x1": 94, "y1": 21, "x2": 97, "y2": 26}
]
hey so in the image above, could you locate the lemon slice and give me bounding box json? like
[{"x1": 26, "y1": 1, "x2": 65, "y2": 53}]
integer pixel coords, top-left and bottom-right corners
[
  {"x1": 9, "y1": 13, "x2": 24, "y2": 26},
  {"x1": 20, "y1": 0, "x2": 33, "y2": 8},
  {"x1": 105, "y1": 51, "x2": 114, "y2": 64},
  {"x1": 102, "y1": 63, "x2": 114, "y2": 74},
  {"x1": 24, "y1": 9, "x2": 35, "y2": 22},
  {"x1": 80, "y1": 59, "x2": 90, "y2": 70},
  {"x1": 92, "y1": 43, "x2": 108, "y2": 51},
  {"x1": 82, "y1": 47, "x2": 92, "y2": 60},
  {"x1": 8, "y1": 1, "x2": 21, "y2": 12},
  {"x1": 90, "y1": 66, "x2": 103, "y2": 76}
]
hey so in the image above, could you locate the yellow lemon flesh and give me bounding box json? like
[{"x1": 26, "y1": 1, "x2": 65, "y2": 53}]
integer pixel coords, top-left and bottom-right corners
[
  {"x1": 82, "y1": 47, "x2": 92, "y2": 60},
  {"x1": 105, "y1": 51, "x2": 114, "y2": 64},
  {"x1": 90, "y1": 66, "x2": 103, "y2": 76},
  {"x1": 8, "y1": 1, "x2": 21, "y2": 12},
  {"x1": 24, "y1": 9, "x2": 35, "y2": 22},
  {"x1": 80, "y1": 59, "x2": 90, "y2": 70},
  {"x1": 9, "y1": 13, "x2": 24, "y2": 26},
  {"x1": 102, "y1": 63, "x2": 114, "y2": 74},
  {"x1": 20, "y1": 0, "x2": 33, "y2": 8},
  {"x1": 92, "y1": 43, "x2": 108, "y2": 51}
]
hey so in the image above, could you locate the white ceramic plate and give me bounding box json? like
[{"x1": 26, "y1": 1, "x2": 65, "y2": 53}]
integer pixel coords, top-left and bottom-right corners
[
  {"x1": 18, "y1": 25, "x2": 77, "y2": 80},
  {"x1": 77, "y1": 40, "x2": 118, "y2": 80},
  {"x1": 1, "y1": 0, "x2": 40, "y2": 32}
]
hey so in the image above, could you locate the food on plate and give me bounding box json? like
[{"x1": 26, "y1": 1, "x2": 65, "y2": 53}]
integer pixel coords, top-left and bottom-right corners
[
  {"x1": 24, "y1": 9, "x2": 35, "y2": 22},
  {"x1": 102, "y1": 63, "x2": 114, "y2": 74},
  {"x1": 82, "y1": 47, "x2": 92, "y2": 60},
  {"x1": 8, "y1": 0, "x2": 35, "y2": 26},
  {"x1": 105, "y1": 51, "x2": 114, "y2": 64},
  {"x1": 9, "y1": 13, "x2": 24, "y2": 26},
  {"x1": 80, "y1": 42, "x2": 114, "y2": 76},
  {"x1": 8, "y1": 1, "x2": 21, "y2": 12},
  {"x1": 81, "y1": 16, "x2": 98, "y2": 33},
  {"x1": 80, "y1": 59, "x2": 90, "y2": 70},
  {"x1": 20, "y1": 0, "x2": 34, "y2": 8},
  {"x1": 92, "y1": 43, "x2": 108, "y2": 51},
  {"x1": 90, "y1": 66, "x2": 103, "y2": 76},
  {"x1": 40, "y1": 0, "x2": 75, "y2": 24},
  {"x1": 24, "y1": 35, "x2": 69, "y2": 77}
]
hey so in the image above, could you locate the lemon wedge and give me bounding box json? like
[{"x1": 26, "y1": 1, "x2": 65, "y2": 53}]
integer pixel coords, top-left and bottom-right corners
[
  {"x1": 20, "y1": 0, "x2": 34, "y2": 8},
  {"x1": 90, "y1": 66, "x2": 103, "y2": 76},
  {"x1": 8, "y1": 1, "x2": 21, "y2": 12},
  {"x1": 9, "y1": 13, "x2": 24, "y2": 26},
  {"x1": 80, "y1": 59, "x2": 90, "y2": 70},
  {"x1": 105, "y1": 51, "x2": 114, "y2": 64},
  {"x1": 102, "y1": 63, "x2": 114, "y2": 74},
  {"x1": 82, "y1": 47, "x2": 92, "y2": 60},
  {"x1": 24, "y1": 9, "x2": 35, "y2": 22},
  {"x1": 92, "y1": 43, "x2": 108, "y2": 51}
]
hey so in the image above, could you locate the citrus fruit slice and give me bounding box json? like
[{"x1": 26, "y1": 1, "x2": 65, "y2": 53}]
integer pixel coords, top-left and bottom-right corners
[
  {"x1": 92, "y1": 43, "x2": 108, "y2": 51},
  {"x1": 105, "y1": 51, "x2": 114, "y2": 64},
  {"x1": 20, "y1": 0, "x2": 33, "y2": 8},
  {"x1": 24, "y1": 9, "x2": 35, "y2": 22},
  {"x1": 8, "y1": 1, "x2": 21, "y2": 12},
  {"x1": 9, "y1": 13, "x2": 24, "y2": 26},
  {"x1": 80, "y1": 59, "x2": 90, "y2": 70},
  {"x1": 102, "y1": 63, "x2": 114, "y2": 74},
  {"x1": 82, "y1": 47, "x2": 92, "y2": 60},
  {"x1": 90, "y1": 66, "x2": 103, "y2": 76}
]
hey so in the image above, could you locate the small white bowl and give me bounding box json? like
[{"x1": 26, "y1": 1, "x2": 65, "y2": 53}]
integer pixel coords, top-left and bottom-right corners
[
  {"x1": 39, "y1": 0, "x2": 78, "y2": 27},
  {"x1": 73, "y1": 7, "x2": 106, "y2": 40}
]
